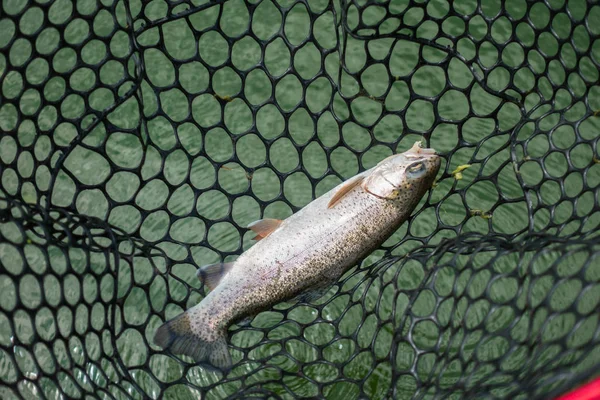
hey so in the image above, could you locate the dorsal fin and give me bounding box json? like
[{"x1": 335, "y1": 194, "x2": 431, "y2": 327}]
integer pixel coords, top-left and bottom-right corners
[
  {"x1": 327, "y1": 175, "x2": 365, "y2": 209},
  {"x1": 247, "y1": 218, "x2": 283, "y2": 241},
  {"x1": 196, "y1": 262, "x2": 235, "y2": 291}
]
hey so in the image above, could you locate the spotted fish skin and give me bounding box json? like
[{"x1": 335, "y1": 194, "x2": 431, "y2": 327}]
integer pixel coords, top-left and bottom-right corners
[{"x1": 154, "y1": 142, "x2": 441, "y2": 370}]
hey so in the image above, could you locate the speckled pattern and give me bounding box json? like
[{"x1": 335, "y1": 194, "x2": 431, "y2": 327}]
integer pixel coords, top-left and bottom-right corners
[{"x1": 155, "y1": 142, "x2": 440, "y2": 369}]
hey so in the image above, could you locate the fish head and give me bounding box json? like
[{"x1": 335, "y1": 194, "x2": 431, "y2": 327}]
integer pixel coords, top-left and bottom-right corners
[{"x1": 362, "y1": 141, "x2": 441, "y2": 200}]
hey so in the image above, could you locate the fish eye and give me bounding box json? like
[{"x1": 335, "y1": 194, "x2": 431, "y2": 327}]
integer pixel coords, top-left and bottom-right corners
[
  {"x1": 408, "y1": 162, "x2": 424, "y2": 173},
  {"x1": 407, "y1": 162, "x2": 426, "y2": 177}
]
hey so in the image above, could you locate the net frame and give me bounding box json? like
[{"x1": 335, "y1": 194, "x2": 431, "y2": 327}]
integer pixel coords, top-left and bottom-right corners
[{"x1": 0, "y1": 0, "x2": 599, "y2": 398}]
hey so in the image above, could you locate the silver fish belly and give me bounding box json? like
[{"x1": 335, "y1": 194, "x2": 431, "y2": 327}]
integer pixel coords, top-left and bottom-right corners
[{"x1": 154, "y1": 141, "x2": 441, "y2": 369}]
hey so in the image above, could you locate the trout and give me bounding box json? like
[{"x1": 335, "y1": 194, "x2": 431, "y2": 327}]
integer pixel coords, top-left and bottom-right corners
[{"x1": 154, "y1": 141, "x2": 441, "y2": 369}]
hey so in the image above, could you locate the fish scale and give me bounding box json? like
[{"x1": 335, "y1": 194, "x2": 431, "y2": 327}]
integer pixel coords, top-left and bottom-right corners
[{"x1": 155, "y1": 141, "x2": 441, "y2": 370}]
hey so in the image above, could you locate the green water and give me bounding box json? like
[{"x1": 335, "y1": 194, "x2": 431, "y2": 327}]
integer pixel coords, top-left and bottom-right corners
[{"x1": 1, "y1": 0, "x2": 600, "y2": 398}]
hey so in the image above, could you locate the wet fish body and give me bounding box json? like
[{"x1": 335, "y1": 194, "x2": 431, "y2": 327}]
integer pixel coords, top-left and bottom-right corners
[{"x1": 155, "y1": 142, "x2": 441, "y2": 369}]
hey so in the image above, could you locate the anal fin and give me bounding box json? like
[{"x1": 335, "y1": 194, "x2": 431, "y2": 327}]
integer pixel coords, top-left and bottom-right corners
[
  {"x1": 328, "y1": 175, "x2": 365, "y2": 208},
  {"x1": 233, "y1": 314, "x2": 255, "y2": 328},
  {"x1": 294, "y1": 286, "x2": 331, "y2": 304},
  {"x1": 196, "y1": 262, "x2": 235, "y2": 291},
  {"x1": 247, "y1": 218, "x2": 283, "y2": 241}
]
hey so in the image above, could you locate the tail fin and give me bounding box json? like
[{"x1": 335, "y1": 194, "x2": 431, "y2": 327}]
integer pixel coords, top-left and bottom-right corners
[{"x1": 154, "y1": 312, "x2": 232, "y2": 370}]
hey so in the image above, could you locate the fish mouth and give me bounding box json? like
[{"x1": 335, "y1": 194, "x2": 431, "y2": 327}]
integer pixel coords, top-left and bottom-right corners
[{"x1": 405, "y1": 141, "x2": 438, "y2": 158}]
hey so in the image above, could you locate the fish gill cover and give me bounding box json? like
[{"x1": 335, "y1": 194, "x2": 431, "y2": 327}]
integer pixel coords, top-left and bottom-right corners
[{"x1": 0, "y1": 0, "x2": 599, "y2": 399}]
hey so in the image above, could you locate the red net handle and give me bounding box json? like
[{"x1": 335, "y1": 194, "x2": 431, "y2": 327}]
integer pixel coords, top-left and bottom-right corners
[{"x1": 557, "y1": 378, "x2": 600, "y2": 400}]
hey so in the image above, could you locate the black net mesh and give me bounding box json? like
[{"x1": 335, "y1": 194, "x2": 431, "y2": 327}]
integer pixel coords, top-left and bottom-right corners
[{"x1": 0, "y1": 0, "x2": 599, "y2": 398}]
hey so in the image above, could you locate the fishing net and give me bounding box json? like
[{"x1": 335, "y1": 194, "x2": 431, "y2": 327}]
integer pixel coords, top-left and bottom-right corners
[{"x1": 0, "y1": 0, "x2": 599, "y2": 398}]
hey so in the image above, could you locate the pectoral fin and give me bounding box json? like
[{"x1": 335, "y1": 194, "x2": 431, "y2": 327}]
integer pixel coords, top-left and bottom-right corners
[
  {"x1": 328, "y1": 175, "x2": 365, "y2": 208},
  {"x1": 196, "y1": 262, "x2": 235, "y2": 291},
  {"x1": 247, "y1": 218, "x2": 283, "y2": 241}
]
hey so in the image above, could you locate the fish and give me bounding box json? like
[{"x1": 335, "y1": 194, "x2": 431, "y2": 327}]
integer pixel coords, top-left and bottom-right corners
[{"x1": 154, "y1": 141, "x2": 441, "y2": 370}]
